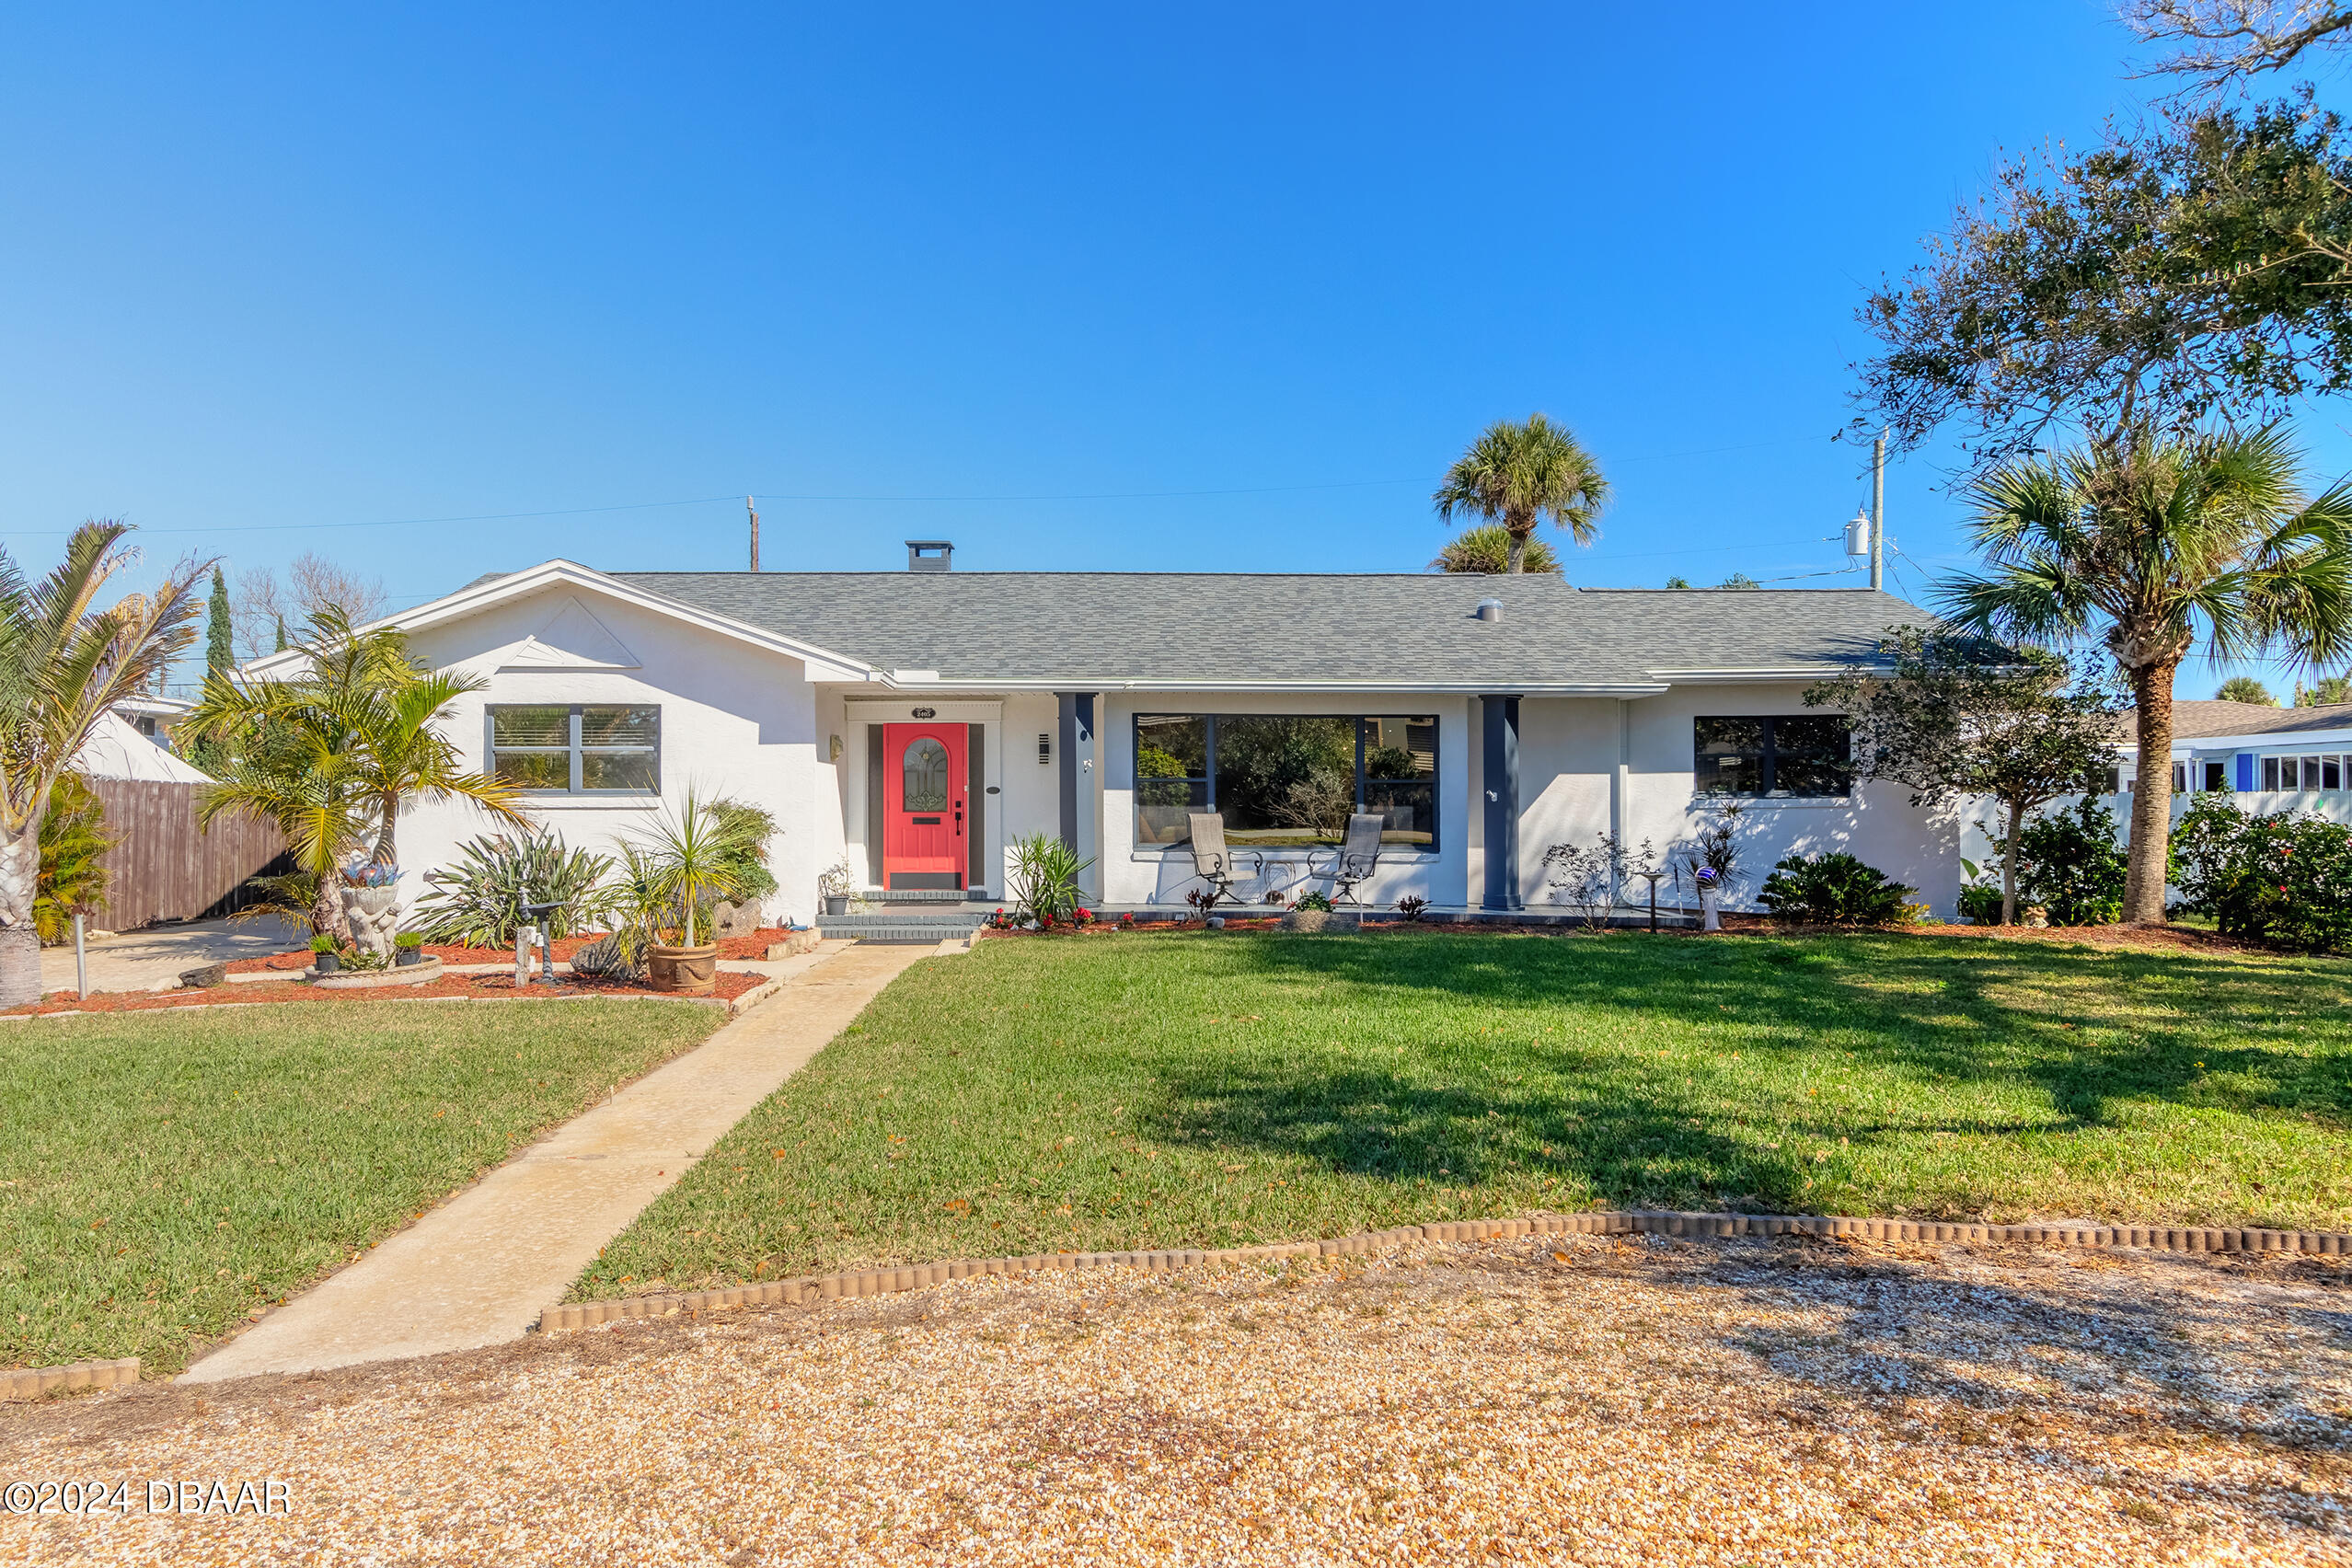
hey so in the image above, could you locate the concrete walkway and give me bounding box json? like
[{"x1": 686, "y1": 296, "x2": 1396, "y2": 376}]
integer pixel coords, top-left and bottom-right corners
[
  {"x1": 181, "y1": 940, "x2": 936, "y2": 1383},
  {"x1": 40, "y1": 914, "x2": 306, "y2": 995}
]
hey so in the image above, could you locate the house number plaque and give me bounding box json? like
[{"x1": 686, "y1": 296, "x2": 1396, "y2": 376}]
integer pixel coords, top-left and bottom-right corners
[{"x1": 911, "y1": 707, "x2": 937, "y2": 719}]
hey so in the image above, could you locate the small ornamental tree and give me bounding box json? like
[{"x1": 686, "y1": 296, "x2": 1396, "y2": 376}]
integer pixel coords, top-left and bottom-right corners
[{"x1": 1807, "y1": 627, "x2": 2123, "y2": 926}]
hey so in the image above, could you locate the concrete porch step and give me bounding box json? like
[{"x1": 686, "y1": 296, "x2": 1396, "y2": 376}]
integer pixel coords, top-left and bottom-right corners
[{"x1": 817, "y1": 908, "x2": 994, "y2": 945}]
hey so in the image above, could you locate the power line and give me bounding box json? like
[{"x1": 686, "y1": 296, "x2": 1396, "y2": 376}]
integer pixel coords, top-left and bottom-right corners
[{"x1": 0, "y1": 433, "x2": 1838, "y2": 540}]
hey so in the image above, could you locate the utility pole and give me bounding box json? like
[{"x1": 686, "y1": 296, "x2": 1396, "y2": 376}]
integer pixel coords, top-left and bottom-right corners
[
  {"x1": 747, "y1": 496, "x2": 760, "y2": 571},
  {"x1": 1869, "y1": 431, "x2": 1885, "y2": 592}
]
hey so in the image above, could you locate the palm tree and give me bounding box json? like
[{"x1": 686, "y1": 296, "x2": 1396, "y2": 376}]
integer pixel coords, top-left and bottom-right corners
[
  {"x1": 1429, "y1": 525, "x2": 1562, "y2": 576},
  {"x1": 1433, "y1": 414, "x2": 1608, "y2": 574},
  {"x1": 1943, "y1": 426, "x2": 2352, "y2": 924},
  {"x1": 185, "y1": 607, "x2": 528, "y2": 940},
  {"x1": 0, "y1": 524, "x2": 208, "y2": 1006},
  {"x1": 2214, "y1": 675, "x2": 2277, "y2": 705}
]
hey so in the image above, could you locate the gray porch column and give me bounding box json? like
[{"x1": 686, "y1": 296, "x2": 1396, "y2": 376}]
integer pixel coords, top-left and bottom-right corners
[
  {"x1": 1482, "y1": 695, "x2": 1522, "y2": 911},
  {"x1": 1056, "y1": 693, "x2": 1095, "y2": 853}
]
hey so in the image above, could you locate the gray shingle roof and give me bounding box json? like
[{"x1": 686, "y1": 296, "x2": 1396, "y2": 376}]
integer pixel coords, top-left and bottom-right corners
[
  {"x1": 606, "y1": 571, "x2": 1935, "y2": 687},
  {"x1": 2156, "y1": 699, "x2": 2352, "y2": 740}
]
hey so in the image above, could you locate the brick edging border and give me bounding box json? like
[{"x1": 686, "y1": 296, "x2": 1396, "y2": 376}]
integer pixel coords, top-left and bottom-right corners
[
  {"x1": 536, "y1": 1207, "x2": 2350, "y2": 1333},
  {"x1": 0, "y1": 1357, "x2": 139, "y2": 1402}
]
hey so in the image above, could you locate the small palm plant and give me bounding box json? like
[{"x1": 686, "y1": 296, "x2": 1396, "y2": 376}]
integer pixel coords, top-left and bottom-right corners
[{"x1": 627, "y1": 789, "x2": 749, "y2": 950}]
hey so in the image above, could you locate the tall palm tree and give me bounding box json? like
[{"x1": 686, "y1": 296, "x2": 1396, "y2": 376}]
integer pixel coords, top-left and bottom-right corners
[
  {"x1": 0, "y1": 524, "x2": 209, "y2": 1006},
  {"x1": 186, "y1": 607, "x2": 528, "y2": 940},
  {"x1": 1943, "y1": 426, "x2": 2352, "y2": 924},
  {"x1": 1433, "y1": 414, "x2": 1608, "y2": 574}
]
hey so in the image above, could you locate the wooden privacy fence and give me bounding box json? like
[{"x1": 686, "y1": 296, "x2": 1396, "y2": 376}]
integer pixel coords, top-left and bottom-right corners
[{"x1": 86, "y1": 778, "x2": 292, "y2": 930}]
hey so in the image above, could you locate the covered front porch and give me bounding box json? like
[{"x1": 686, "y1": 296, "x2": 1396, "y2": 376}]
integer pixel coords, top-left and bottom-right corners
[{"x1": 820, "y1": 686, "x2": 1583, "y2": 928}]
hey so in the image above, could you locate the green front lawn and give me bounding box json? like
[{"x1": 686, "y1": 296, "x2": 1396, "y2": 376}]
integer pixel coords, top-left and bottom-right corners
[
  {"x1": 580, "y1": 929, "x2": 2352, "y2": 1298},
  {"x1": 0, "y1": 1000, "x2": 721, "y2": 1374}
]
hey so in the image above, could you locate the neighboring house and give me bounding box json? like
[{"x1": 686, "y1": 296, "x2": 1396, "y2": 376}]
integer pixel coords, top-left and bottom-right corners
[
  {"x1": 110, "y1": 694, "x2": 194, "y2": 753},
  {"x1": 2105, "y1": 699, "x2": 2352, "y2": 826},
  {"x1": 249, "y1": 545, "x2": 1970, "y2": 924},
  {"x1": 76, "y1": 709, "x2": 212, "y2": 784}
]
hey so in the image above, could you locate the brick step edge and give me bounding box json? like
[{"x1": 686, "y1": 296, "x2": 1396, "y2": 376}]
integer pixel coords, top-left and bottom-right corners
[
  {"x1": 536, "y1": 1209, "x2": 2350, "y2": 1332},
  {"x1": 1, "y1": 1357, "x2": 139, "y2": 1401}
]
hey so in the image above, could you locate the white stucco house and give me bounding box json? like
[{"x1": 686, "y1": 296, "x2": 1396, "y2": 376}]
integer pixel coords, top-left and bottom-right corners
[{"x1": 250, "y1": 544, "x2": 1977, "y2": 933}]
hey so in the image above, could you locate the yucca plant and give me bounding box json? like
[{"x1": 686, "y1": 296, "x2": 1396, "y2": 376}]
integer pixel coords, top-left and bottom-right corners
[
  {"x1": 1008, "y1": 832, "x2": 1090, "y2": 927},
  {"x1": 410, "y1": 830, "x2": 621, "y2": 947}
]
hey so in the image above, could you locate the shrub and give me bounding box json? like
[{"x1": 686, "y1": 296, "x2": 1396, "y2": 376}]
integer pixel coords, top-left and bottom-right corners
[
  {"x1": 35, "y1": 773, "x2": 115, "y2": 945},
  {"x1": 394, "y1": 930, "x2": 423, "y2": 950},
  {"x1": 1394, "y1": 895, "x2": 1429, "y2": 922},
  {"x1": 2012, "y1": 798, "x2": 2127, "y2": 926},
  {"x1": 2170, "y1": 794, "x2": 2352, "y2": 952},
  {"x1": 1757, "y1": 852, "x2": 1914, "y2": 927},
  {"x1": 703, "y1": 797, "x2": 779, "y2": 905},
  {"x1": 411, "y1": 831, "x2": 619, "y2": 947},
  {"x1": 308, "y1": 933, "x2": 337, "y2": 954},
  {"x1": 1293, "y1": 890, "x2": 1333, "y2": 913},
  {"x1": 1956, "y1": 880, "x2": 2007, "y2": 925}
]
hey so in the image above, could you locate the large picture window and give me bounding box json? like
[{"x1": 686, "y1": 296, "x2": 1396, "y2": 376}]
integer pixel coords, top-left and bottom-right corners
[
  {"x1": 490, "y1": 705, "x2": 660, "y2": 795},
  {"x1": 1135, "y1": 714, "x2": 1438, "y2": 848},
  {"x1": 1693, "y1": 715, "x2": 1851, "y2": 799}
]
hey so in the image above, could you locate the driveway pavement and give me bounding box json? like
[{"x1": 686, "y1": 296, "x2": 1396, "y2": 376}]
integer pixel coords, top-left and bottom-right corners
[{"x1": 37, "y1": 915, "x2": 306, "y2": 996}]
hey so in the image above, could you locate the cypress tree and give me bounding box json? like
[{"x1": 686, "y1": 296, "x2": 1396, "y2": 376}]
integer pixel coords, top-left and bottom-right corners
[{"x1": 205, "y1": 567, "x2": 233, "y2": 674}]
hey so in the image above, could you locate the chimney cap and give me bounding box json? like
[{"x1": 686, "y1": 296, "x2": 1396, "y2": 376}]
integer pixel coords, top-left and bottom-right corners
[{"x1": 905, "y1": 540, "x2": 954, "y2": 572}]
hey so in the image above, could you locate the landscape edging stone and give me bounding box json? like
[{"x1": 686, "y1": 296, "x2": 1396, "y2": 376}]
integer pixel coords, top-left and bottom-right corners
[
  {"x1": 534, "y1": 1207, "x2": 2351, "y2": 1334},
  {"x1": 0, "y1": 1356, "x2": 140, "y2": 1402}
]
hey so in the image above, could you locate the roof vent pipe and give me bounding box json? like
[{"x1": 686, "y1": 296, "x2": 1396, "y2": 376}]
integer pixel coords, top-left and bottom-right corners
[
  {"x1": 906, "y1": 540, "x2": 954, "y2": 572},
  {"x1": 1474, "y1": 597, "x2": 1503, "y2": 623}
]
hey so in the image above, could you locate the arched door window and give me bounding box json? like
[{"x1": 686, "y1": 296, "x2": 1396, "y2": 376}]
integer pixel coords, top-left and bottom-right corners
[{"x1": 902, "y1": 738, "x2": 950, "y2": 812}]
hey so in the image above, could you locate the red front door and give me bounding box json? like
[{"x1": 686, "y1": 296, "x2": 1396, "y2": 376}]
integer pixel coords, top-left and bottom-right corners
[{"x1": 882, "y1": 722, "x2": 967, "y2": 889}]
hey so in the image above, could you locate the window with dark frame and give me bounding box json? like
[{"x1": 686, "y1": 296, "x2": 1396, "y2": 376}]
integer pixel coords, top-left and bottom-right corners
[
  {"x1": 1691, "y1": 716, "x2": 1852, "y2": 798},
  {"x1": 489, "y1": 705, "x2": 660, "y2": 794},
  {"x1": 1133, "y1": 714, "x2": 1438, "y2": 849}
]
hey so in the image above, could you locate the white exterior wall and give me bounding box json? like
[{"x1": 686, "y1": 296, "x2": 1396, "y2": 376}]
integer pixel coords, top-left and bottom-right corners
[
  {"x1": 1097, "y1": 692, "x2": 1475, "y2": 908},
  {"x1": 1608, "y1": 681, "x2": 1976, "y2": 921},
  {"x1": 400, "y1": 585, "x2": 846, "y2": 928}
]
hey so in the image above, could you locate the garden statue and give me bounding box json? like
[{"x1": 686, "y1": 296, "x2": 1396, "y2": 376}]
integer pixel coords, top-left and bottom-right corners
[
  {"x1": 1696, "y1": 866, "x2": 1721, "y2": 932},
  {"x1": 339, "y1": 861, "x2": 403, "y2": 962}
]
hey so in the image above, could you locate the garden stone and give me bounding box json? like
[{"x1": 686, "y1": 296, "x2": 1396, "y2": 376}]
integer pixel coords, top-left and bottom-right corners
[
  {"x1": 1280, "y1": 909, "x2": 1332, "y2": 933},
  {"x1": 177, "y1": 963, "x2": 227, "y2": 989}
]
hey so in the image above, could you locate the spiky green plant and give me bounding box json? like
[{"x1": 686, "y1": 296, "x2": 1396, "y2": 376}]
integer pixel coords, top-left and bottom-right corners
[
  {"x1": 409, "y1": 831, "x2": 621, "y2": 948},
  {"x1": 620, "y1": 790, "x2": 748, "y2": 949}
]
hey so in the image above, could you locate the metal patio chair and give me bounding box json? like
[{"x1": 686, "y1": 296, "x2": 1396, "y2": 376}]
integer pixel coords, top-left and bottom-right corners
[
  {"x1": 1187, "y1": 813, "x2": 1262, "y2": 912},
  {"x1": 1324, "y1": 813, "x2": 1384, "y2": 906}
]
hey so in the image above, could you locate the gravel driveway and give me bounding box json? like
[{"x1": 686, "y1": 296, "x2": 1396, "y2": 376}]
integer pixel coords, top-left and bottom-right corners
[{"x1": 2, "y1": 1234, "x2": 2344, "y2": 1565}]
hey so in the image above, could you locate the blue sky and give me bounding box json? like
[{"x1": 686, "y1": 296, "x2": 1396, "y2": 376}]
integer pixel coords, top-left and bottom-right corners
[{"x1": 5, "y1": 2, "x2": 2346, "y2": 696}]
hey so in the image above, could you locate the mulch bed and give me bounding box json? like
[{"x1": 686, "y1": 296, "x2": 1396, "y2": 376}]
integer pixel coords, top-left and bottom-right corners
[
  {"x1": 6, "y1": 968, "x2": 769, "y2": 1018},
  {"x1": 224, "y1": 927, "x2": 803, "y2": 974}
]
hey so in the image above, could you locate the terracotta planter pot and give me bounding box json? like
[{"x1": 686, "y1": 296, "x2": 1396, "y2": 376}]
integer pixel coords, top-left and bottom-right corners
[{"x1": 646, "y1": 943, "x2": 720, "y2": 995}]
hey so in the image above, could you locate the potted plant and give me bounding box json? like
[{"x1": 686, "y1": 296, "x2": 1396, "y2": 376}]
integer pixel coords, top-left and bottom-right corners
[
  {"x1": 394, "y1": 931, "x2": 425, "y2": 967},
  {"x1": 625, "y1": 791, "x2": 747, "y2": 996},
  {"x1": 818, "y1": 858, "x2": 857, "y2": 917},
  {"x1": 1283, "y1": 890, "x2": 1335, "y2": 933},
  {"x1": 309, "y1": 933, "x2": 341, "y2": 974}
]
